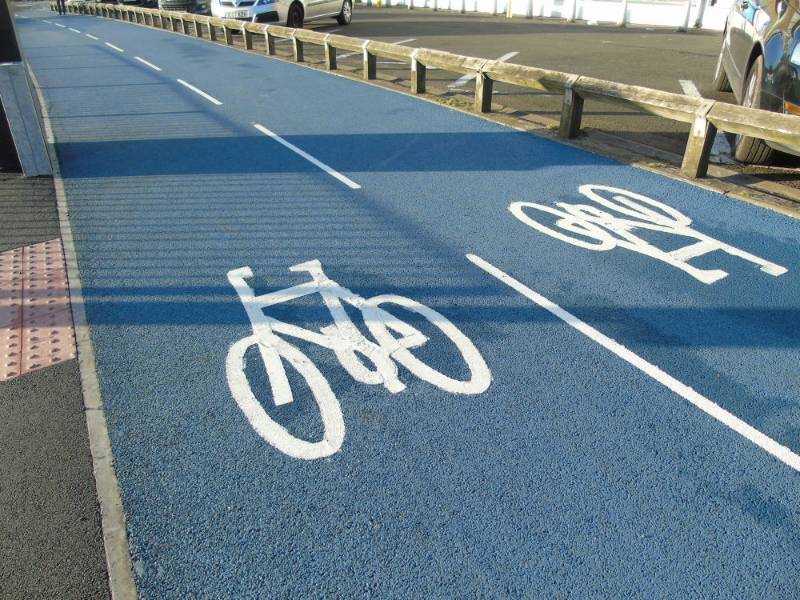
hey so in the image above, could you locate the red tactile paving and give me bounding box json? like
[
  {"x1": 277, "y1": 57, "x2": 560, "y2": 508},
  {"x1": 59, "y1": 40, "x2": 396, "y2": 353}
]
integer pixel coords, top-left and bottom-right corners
[{"x1": 0, "y1": 239, "x2": 76, "y2": 382}]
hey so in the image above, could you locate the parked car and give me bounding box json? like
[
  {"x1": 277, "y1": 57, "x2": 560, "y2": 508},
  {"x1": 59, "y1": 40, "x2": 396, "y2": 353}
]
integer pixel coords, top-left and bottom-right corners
[
  {"x1": 713, "y1": 0, "x2": 800, "y2": 164},
  {"x1": 210, "y1": 0, "x2": 351, "y2": 26},
  {"x1": 158, "y1": 0, "x2": 209, "y2": 13}
]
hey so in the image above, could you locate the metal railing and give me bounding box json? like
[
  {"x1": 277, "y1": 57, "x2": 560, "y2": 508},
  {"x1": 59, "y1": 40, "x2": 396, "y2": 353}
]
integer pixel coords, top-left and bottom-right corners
[{"x1": 57, "y1": 1, "x2": 800, "y2": 179}]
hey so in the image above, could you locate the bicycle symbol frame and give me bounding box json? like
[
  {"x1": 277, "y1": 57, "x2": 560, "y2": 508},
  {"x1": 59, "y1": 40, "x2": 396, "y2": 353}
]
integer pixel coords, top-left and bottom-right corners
[{"x1": 226, "y1": 260, "x2": 492, "y2": 460}]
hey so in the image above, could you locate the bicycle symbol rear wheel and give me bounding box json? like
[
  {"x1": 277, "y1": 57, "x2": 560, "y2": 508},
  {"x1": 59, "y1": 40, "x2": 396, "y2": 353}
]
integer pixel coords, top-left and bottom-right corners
[{"x1": 226, "y1": 334, "x2": 346, "y2": 460}]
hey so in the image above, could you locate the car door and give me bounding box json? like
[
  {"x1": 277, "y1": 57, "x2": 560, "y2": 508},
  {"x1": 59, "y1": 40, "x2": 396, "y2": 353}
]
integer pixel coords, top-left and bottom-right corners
[{"x1": 306, "y1": 0, "x2": 340, "y2": 19}]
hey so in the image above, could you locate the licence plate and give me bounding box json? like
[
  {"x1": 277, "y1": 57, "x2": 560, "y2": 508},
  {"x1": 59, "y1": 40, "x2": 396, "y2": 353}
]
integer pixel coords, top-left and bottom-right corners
[{"x1": 228, "y1": 9, "x2": 248, "y2": 18}]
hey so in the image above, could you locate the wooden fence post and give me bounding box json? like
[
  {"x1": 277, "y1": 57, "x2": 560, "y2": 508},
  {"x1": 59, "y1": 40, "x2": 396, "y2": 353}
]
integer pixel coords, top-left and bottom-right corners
[
  {"x1": 293, "y1": 34, "x2": 304, "y2": 62},
  {"x1": 559, "y1": 79, "x2": 584, "y2": 138},
  {"x1": 324, "y1": 36, "x2": 337, "y2": 70},
  {"x1": 411, "y1": 49, "x2": 426, "y2": 94},
  {"x1": 223, "y1": 24, "x2": 233, "y2": 44},
  {"x1": 243, "y1": 27, "x2": 253, "y2": 49},
  {"x1": 363, "y1": 42, "x2": 376, "y2": 79},
  {"x1": 264, "y1": 27, "x2": 275, "y2": 54},
  {"x1": 474, "y1": 69, "x2": 493, "y2": 113},
  {"x1": 681, "y1": 101, "x2": 716, "y2": 178}
]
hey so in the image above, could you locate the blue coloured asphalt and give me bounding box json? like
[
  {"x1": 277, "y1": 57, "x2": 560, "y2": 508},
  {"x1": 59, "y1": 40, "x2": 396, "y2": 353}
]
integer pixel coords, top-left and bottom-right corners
[{"x1": 17, "y1": 9, "x2": 800, "y2": 598}]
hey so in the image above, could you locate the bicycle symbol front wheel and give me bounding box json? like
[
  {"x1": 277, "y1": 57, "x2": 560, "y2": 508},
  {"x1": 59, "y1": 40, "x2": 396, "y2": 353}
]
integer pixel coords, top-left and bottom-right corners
[{"x1": 362, "y1": 295, "x2": 492, "y2": 395}]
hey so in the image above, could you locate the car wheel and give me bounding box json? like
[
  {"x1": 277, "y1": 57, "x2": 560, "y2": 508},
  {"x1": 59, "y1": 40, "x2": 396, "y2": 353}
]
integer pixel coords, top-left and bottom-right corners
[
  {"x1": 287, "y1": 2, "x2": 303, "y2": 28},
  {"x1": 336, "y1": 0, "x2": 352, "y2": 25},
  {"x1": 734, "y1": 55, "x2": 774, "y2": 165},
  {"x1": 711, "y1": 37, "x2": 732, "y2": 92}
]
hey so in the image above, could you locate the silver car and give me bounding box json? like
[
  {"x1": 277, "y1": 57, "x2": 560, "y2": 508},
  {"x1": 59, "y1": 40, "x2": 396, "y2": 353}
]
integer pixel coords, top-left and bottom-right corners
[{"x1": 210, "y1": 0, "x2": 351, "y2": 27}]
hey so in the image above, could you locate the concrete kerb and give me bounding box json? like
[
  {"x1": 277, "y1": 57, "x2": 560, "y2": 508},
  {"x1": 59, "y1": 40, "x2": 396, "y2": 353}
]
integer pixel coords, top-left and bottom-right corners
[{"x1": 26, "y1": 63, "x2": 138, "y2": 600}]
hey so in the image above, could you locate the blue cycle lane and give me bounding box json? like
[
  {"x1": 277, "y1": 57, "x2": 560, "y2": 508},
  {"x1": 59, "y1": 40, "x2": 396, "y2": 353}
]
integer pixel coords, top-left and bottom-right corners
[{"x1": 18, "y1": 11, "x2": 800, "y2": 597}]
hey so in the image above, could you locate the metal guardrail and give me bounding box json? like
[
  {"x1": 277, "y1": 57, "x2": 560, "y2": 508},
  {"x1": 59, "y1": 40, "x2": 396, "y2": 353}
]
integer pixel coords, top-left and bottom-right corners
[{"x1": 57, "y1": 1, "x2": 800, "y2": 179}]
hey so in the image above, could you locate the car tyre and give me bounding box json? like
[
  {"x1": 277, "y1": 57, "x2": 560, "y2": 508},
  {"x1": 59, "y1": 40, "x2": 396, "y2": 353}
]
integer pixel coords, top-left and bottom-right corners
[
  {"x1": 287, "y1": 2, "x2": 303, "y2": 28},
  {"x1": 734, "y1": 55, "x2": 774, "y2": 165},
  {"x1": 336, "y1": 0, "x2": 352, "y2": 25},
  {"x1": 712, "y1": 39, "x2": 732, "y2": 92}
]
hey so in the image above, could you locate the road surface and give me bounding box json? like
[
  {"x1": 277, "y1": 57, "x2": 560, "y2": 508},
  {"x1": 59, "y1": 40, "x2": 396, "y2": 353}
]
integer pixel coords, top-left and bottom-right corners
[{"x1": 15, "y1": 7, "x2": 800, "y2": 598}]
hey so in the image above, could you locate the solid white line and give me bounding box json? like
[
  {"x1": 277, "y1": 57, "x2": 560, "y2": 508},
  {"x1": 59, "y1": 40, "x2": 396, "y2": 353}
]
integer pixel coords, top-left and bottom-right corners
[
  {"x1": 253, "y1": 123, "x2": 360, "y2": 189},
  {"x1": 450, "y1": 51, "x2": 518, "y2": 89},
  {"x1": 679, "y1": 79, "x2": 735, "y2": 164},
  {"x1": 68, "y1": 27, "x2": 81, "y2": 33},
  {"x1": 339, "y1": 37, "x2": 416, "y2": 59},
  {"x1": 54, "y1": 22, "x2": 66, "y2": 27},
  {"x1": 85, "y1": 33, "x2": 99, "y2": 40},
  {"x1": 176, "y1": 79, "x2": 222, "y2": 105},
  {"x1": 105, "y1": 42, "x2": 124, "y2": 52},
  {"x1": 466, "y1": 253, "x2": 800, "y2": 473},
  {"x1": 134, "y1": 56, "x2": 162, "y2": 72}
]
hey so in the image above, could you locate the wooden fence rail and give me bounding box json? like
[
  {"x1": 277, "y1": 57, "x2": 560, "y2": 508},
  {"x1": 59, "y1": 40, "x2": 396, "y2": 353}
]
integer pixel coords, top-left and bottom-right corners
[{"x1": 56, "y1": 0, "x2": 800, "y2": 179}]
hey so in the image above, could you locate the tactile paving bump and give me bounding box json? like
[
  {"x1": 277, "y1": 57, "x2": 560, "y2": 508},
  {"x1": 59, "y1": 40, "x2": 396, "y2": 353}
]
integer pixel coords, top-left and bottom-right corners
[{"x1": 0, "y1": 239, "x2": 76, "y2": 382}]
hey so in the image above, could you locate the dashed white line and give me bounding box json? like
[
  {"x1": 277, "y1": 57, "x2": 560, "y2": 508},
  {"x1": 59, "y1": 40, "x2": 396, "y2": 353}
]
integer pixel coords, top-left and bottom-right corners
[
  {"x1": 177, "y1": 79, "x2": 222, "y2": 105},
  {"x1": 85, "y1": 33, "x2": 99, "y2": 40},
  {"x1": 679, "y1": 79, "x2": 735, "y2": 164},
  {"x1": 43, "y1": 19, "x2": 52, "y2": 23},
  {"x1": 450, "y1": 51, "x2": 518, "y2": 89},
  {"x1": 253, "y1": 123, "x2": 360, "y2": 189},
  {"x1": 338, "y1": 38, "x2": 415, "y2": 59},
  {"x1": 68, "y1": 27, "x2": 81, "y2": 33},
  {"x1": 105, "y1": 42, "x2": 124, "y2": 52},
  {"x1": 466, "y1": 253, "x2": 800, "y2": 474},
  {"x1": 54, "y1": 22, "x2": 66, "y2": 27},
  {"x1": 134, "y1": 56, "x2": 162, "y2": 71}
]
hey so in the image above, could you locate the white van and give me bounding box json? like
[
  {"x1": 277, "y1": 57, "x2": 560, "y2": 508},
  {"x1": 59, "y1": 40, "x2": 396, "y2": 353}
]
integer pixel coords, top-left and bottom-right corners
[{"x1": 210, "y1": 0, "x2": 351, "y2": 27}]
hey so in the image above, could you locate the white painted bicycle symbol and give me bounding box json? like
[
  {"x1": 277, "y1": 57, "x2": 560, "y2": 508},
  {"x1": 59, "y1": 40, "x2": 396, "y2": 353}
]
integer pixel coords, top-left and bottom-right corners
[
  {"x1": 226, "y1": 260, "x2": 492, "y2": 460},
  {"x1": 510, "y1": 185, "x2": 788, "y2": 284}
]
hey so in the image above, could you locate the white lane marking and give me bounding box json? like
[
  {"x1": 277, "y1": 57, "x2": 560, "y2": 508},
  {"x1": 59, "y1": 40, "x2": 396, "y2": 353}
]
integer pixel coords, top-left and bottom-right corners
[
  {"x1": 105, "y1": 42, "x2": 124, "y2": 52},
  {"x1": 449, "y1": 51, "x2": 518, "y2": 89},
  {"x1": 176, "y1": 79, "x2": 222, "y2": 105},
  {"x1": 253, "y1": 123, "x2": 360, "y2": 189},
  {"x1": 54, "y1": 22, "x2": 66, "y2": 27},
  {"x1": 68, "y1": 27, "x2": 81, "y2": 33},
  {"x1": 338, "y1": 38, "x2": 415, "y2": 59},
  {"x1": 85, "y1": 33, "x2": 99, "y2": 40},
  {"x1": 679, "y1": 79, "x2": 735, "y2": 164},
  {"x1": 679, "y1": 79, "x2": 701, "y2": 97},
  {"x1": 43, "y1": 19, "x2": 52, "y2": 23},
  {"x1": 466, "y1": 253, "x2": 800, "y2": 473},
  {"x1": 134, "y1": 56, "x2": 162, "y2": 71}
]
